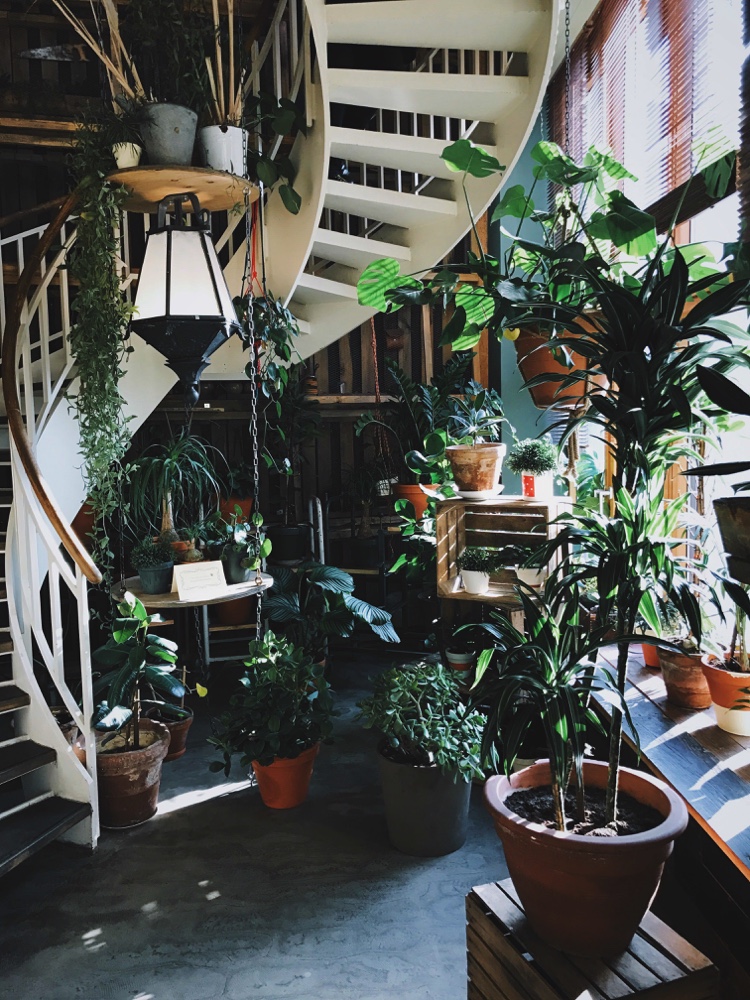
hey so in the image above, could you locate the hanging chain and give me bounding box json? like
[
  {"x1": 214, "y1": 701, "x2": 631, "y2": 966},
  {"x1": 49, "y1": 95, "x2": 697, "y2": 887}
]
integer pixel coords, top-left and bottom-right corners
[
  {"x1": 193, "y1": 604, "x2": 207, "y2": 684},
  {"x1": 118, "y1": 466, "x2": 127, "y2": 596},
  {"x1": 564, "y1": 0, "x2": 572, "y2": 155}
]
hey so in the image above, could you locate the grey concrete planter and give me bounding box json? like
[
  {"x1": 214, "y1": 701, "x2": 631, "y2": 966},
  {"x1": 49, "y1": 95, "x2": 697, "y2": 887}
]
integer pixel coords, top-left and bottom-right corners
[
  {"x1": 377, "y1": 750, "x2": 471, "y2": 856},
  {"x1": 138, "y1": 103, "x2": 198, "y2": 165}
]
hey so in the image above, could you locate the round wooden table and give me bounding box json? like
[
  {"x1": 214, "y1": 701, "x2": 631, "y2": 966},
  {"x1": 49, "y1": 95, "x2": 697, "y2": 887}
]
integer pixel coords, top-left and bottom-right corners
[{"x1": 105, "y1": 166, "x2": 259, "y2": 214}]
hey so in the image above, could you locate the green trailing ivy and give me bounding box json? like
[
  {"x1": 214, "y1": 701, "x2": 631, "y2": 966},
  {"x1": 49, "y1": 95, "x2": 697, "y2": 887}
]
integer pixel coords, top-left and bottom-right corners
[{"x1": 67, "y1": 119, "x2": 134, "y2": 602}]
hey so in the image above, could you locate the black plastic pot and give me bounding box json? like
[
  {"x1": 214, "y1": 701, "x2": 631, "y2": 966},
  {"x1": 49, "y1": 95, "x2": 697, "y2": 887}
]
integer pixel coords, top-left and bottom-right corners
[
  {"x1": 267, "y1": 524, "x2": 309, "y2": 565},
  {"x1": 222, "y1": 547, "x2": 252, "y2": 585},
  {"x1": 137, "y1": 562, "x2": 174, "y2": 594},
  {"x1": 377, "y1": 750, "x2": 472, "y2": 856}
]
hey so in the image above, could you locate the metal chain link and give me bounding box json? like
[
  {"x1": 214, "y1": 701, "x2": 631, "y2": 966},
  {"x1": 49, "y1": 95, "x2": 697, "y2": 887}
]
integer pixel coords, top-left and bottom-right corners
[
  {"x1": 564, "y1": 0, "x2": 572, "y2": 155},
  {"x1": 193, "y1": 605, "x2": 206, "y2": 683}
]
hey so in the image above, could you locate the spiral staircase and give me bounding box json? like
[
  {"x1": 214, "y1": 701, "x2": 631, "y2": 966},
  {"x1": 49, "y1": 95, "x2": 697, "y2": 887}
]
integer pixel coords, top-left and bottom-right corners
[{"x1": 0, "y1": 0, "x2": 558, "y2": 873}]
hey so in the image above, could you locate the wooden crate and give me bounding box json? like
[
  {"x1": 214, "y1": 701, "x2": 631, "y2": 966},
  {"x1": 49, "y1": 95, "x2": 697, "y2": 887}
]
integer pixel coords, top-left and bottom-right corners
[
  {"x1": 466, "y1": 879, "x2": 720, "y2": 1000},
  {"x1": 436, "y1": 497, "x2": 567, "y2": 607}
]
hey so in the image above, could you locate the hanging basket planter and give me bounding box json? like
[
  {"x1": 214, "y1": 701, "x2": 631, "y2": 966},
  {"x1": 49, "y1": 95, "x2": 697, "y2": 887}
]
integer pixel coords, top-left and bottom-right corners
[{"x1": 514, "y1": 324, "x2": 606, "y2": 411}]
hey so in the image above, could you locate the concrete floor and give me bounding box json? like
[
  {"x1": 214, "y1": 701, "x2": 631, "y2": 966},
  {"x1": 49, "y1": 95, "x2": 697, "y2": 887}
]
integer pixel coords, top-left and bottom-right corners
[{"x1": 1, "y1": 654, "x2": 508, "y2": 1000}]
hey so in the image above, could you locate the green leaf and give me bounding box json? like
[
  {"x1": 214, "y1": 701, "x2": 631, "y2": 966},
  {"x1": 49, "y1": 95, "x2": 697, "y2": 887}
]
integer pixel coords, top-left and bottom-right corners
[
  {"x1": 441, "y1": 139, "x2": 504, "y2": 178},
  {"x1": 491, "y1": 183, "x2": 533, "y2": 222},
  {"x1": 531, "y1": 141, "x2": 599, "y2": 186},
  {"x1": 455, "y1": 285, "x2": 494, "y2": 327},
  {"x1": 279, "y1": 184, "x2": 301, "y2": 215},
  {"x1": 587, "y1": 191, "x2": 656, "y2": 255},
  {"x1": 357, "y1": 258, "x2": 407, "y2": 313},
  {"x1": 438, "y1": 306, "x2": 468, "y2": 347},
  {"x1": 256, "y1": 159, "x2": 278, "y2": 187}
]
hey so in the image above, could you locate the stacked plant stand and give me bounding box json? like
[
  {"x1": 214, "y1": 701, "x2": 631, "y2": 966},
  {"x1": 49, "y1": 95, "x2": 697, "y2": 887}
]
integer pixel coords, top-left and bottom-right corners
[{"x1": 466, "y1": 879, "x2": 719, "y2": 1000}]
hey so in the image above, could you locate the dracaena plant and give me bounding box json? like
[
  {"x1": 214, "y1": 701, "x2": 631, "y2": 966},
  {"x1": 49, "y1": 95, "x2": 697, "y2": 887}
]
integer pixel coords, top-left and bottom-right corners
[
  {"x1": 464, "y1": 579, "x2": 631, "y2": 831},
  {"x1": 534, "y1": 486, "x2": 722, "y2": 821},
  {"x1": 688, "y1": 366, "x2": 750, "y2": 492}
]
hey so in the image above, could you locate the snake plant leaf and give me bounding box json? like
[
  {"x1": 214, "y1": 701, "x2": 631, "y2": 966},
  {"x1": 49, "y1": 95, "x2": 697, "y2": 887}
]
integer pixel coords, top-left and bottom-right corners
[{"x1": 441, "y1": 139, "x2": 503, "y2": 178}]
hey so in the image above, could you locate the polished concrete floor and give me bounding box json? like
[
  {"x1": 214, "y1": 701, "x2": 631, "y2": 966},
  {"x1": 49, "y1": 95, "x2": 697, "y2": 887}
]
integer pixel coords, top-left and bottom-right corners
[{"x1": 1, "y1": 654, "x2": 508, "y2": 1000}]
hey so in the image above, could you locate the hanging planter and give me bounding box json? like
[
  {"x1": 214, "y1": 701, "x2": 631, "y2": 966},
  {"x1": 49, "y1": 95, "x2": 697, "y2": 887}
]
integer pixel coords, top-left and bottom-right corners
[
  {"x1": 514, "y1": 326, "x2": 606, "y2": 411},
  {"x1": 197, "y1": 125, "x2": 248, "y2": 175},
  {"x1": 112, "y1": 142, "x2": 142, "y2": 168},
  {"x1": 137, "y1": 103, "x2": 198, "y2": 166}
]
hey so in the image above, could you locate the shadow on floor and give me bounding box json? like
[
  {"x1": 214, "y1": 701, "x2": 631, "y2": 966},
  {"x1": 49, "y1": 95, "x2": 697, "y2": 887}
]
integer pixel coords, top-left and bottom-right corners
[{"x1": 1, "y1": 650, "x2": 507, "y2": 1000}]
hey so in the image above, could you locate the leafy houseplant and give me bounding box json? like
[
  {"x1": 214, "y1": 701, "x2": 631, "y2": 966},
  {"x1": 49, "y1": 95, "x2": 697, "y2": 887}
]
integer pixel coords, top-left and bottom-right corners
[
  {"x1": 219, "y1": 507, "x2": 272, "y2": 585},
  {"x1": 506, "y1": 436, "x2": 558, "y2": 499},
  {"x1": 701, "y1": 579, "x2": 750, "y2": 735},
  {"x1": 209, "y1": 630, "x2": 334, "y2": 808},
  {"x1": 357, "y1": 660, "x2": 485, "y2": 855},
  {"x1": 444, "y1": 388, "x2": 508, "y2": 494},
  {"x1": 456, "y1": 545, "x2": 503, "y2": 595},
  {"x1": 131, "y1": 536, "x2": 174, "y2": 595},
  {"x1": 470, "y1": 580, "x2": 688, "y2": 956},
  {"x1": 90, "y1": 592, "x2": 183, "y2": 826},
  {"x1": 219, "y1": 461, "x2": 256, "y2": 521},
  {"x1": 264, "y1": 560, "x2": 399, "y2": 662},
  {"x1": 129, "y1": 430, "x2": 224, "y2": 538}
]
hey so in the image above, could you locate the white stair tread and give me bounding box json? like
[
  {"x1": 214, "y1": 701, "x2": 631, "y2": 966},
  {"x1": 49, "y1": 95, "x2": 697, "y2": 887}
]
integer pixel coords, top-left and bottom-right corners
[
  {"x1": 293, "y1": 273, "x2": 360, "y2": 305},
  {"x1": 312, "y1": 228, "x2": 412, "y2": 269},
  {"x1": 328, "y1": 68, "x2": 528, "y2": 121},
  {"x1": 326, "y1": 0, "x2": 550, "y2": 51},
  {"x1": 330, "y1": 126, "x2": 499, "y2": 180},
  {"x1": 324, "y1": 179, "x2": 457, "y2": 228}
]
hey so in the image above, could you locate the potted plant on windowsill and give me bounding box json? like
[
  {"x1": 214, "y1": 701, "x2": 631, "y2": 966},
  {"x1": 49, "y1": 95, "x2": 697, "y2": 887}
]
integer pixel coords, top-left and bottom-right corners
[
  {"x1": 209, "y1": 631, "x2": 334, "y2": 808},
  {"x1": 357, "y1": 660, "x2": 485, "y2": 856},
  {"x1": 264, "y1": 560, "x2": 399, "y2": 663},
  {"x1": 505, "y1": 436, "x2": 559, "y2": 500},
  {"x1": 89, "y1": 592, "x2": 183, "y2": 826},
  {"x1": 131, "y1": 536, "x2": 174, "y2": 595},
  {"x1": 701, "y1": 577, "x2": 750, "y2": 734},
  {"x1": 469, "y1": 580, "x2": 689, "y2": 958}
]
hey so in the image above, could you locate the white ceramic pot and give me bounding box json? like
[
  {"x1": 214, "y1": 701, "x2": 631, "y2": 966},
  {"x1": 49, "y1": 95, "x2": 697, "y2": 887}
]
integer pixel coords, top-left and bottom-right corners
[
  {"x1": 197, "y1": 125, "x2": 248, "y2": 175},
  {"x1": 516, "y1": 566, "x2": 546, "y2": 589},
  {"x1": 112, "y1": 143, "x2": 142, "y2": 168},
  {"x1": 461, "y1": 570, "x2": 490, "y2": 595},
  {"x1": 520, "y1": 472, "x2": 555, "y2": 500},
  {"x1": 445, "y1": 649, "x2": 475, "y2": 672}
]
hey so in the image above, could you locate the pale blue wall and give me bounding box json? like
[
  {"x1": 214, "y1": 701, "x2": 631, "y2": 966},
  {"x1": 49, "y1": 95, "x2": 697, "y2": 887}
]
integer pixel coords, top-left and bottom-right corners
[{"x1": 487, "y1": 114, "x2": 555, "y2": 495}]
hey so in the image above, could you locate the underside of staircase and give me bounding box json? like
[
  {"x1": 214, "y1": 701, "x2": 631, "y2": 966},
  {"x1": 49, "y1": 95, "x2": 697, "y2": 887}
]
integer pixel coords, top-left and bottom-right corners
[{"x1": 0, "y1": 0, "x2": 559, "y2": 876}]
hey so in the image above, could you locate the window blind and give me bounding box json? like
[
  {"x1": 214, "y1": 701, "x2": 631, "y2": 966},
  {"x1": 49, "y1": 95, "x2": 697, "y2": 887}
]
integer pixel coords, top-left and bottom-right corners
[{"x1": 549, "y1": 0, "x2": 743, "y2": 212}]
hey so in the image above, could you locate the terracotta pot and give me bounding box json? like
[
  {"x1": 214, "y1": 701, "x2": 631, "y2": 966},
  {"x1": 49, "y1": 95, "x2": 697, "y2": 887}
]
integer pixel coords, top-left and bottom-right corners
[
  {"x1": 657, "y1": 648, "x2": 711, "y2": 709},
  {"x1": 170, "y1": 539, "x2": 194, "y2": 564},
  {"x1": 216, "y1": 596, "x2": 253, "y2": 626},
  {"x1": 252, "y1": 743, "x2": 319, "y2": 809},
  {"x1": 514, "y1": 326, "x2": 607, "y2": 410},
  {"x1": 702, "y1": 654, "x2": 750, "y2": 735},
  {"x1": 219, "y1": 496, "x2": 253, "y2": 522},
  {"x1": 96, "y1": 719, "x2": 170, "y2": 828},
  {"x1": 641, "y1": 642, "x2": 661, "y2": 669},
  {"x1": 393, "y1": 483, "x2": 437, "y2": 521},
  {"x1": 446, "y1": 443, "x2": 506, "y2": 493},
  {"x1": 163, "y1": 713, "x2": 194, "y2": 762},
  {"x1": 484, "y1": 759, "x2": 688, "y2": 957}
]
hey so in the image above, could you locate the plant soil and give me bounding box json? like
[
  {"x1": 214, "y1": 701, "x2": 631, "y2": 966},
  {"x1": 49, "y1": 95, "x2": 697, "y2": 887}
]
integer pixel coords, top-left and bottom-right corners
[
  {"x1": 506, "y1": 785, "x2": 663, "y2": 837},
  {"x1": 99, "y1": 729, "x2": 163, "y2": 755}
]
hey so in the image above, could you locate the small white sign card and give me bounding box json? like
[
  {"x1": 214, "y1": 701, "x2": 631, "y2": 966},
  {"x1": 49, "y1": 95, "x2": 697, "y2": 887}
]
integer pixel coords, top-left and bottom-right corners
[{"x1": 171, "y1": 560, "x2": 228, "y2": 602}]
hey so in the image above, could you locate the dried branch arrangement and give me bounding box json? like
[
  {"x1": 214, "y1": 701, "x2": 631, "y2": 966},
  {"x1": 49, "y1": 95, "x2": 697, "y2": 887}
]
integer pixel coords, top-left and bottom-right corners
[{"x1": 206, "y1": 0, "x2": 246, "y2": 125}]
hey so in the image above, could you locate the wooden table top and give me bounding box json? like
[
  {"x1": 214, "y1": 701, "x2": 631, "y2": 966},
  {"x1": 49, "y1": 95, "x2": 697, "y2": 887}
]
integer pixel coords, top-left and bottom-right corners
[
  {"x1": 114, "y1": 572, "x2": 273, "y2": 610},
  {"x1": 596, "y1": 648, "x2": 750, "y2": 883}
]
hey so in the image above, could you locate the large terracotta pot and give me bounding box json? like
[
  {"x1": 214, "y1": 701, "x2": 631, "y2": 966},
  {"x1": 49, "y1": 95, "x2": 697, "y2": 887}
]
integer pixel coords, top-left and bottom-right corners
[
  {"x1": 641, "y1": 642, "x2": 661, "y2": 669},
  {"x1": 515, "y1": 326, "x2": 606, "y2": 410},
  {"x1": 702, "y1": 654, "x2": 750, "y2": 735},
  {"x1": 484, "y1": 760, "x2": 688, "y2": 957},
  {"x1": 393, "y1": 483, "x2": 437, "y2": 521},
  {"x1": 714, "y1": 497, "x2": 750, "y2": 583},
  {"x1": 96, "y1": 719, "x2": 170, "y2": 828},
  {"x1": 163, "y1": 713, "x2": 194, "y2": 762},
  {"x1": 446, "y1": 443, "x2": 506, "y2": 493},
  {"x1": 252, "y1": 743, "x2": 319, "y2": 809},
  {"x1": 657, "y1": 648, "x2": 711, "y2": 709},
  {"x1": 219, "y1": 496, "x2": 253, "y2": 522}
]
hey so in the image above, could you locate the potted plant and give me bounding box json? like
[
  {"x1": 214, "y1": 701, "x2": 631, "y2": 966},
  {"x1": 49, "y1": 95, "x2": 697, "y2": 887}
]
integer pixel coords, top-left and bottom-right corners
[
  {"x1": 505, "y1": 436, "x2": 559, "y2": 499},
  {"x1": 129, "y1": 430, "x2": 224, "y2": 543},
  {"x1": 657, "y1": 634, "x2": 713, "y2": 710},
  {"x1": 264, "y1": 560, "x2": 399, "y2": 663},
  {"x1": 444, "y1": 637, "x2": 476, "y2": 673},
  {"x1": 357, "y1": 660, "x2": 485, "y2": 856},
  {"x1": 355, "y1": 355, "x2": 475, "y2": 519},
  {"x1": 445, "y1": 389, "x2": 508, "y2": 496},
  {"x1": 702, "y1": 577, "x2": 750, "y2": 734},
  {"x1": 219, "y1": 461, "x2": 255, "y2": 522},
  {"x1": 131, "y1": 536, "x2": 174, "y2": 595},
  {"x1": 209, "y1": 631, "x2": 334, "y2": 808},
  {"x1": 90, "y1": 592, "x2": 182, "y2": 827},
  {"x1": 220, "y1": 508, "x2": 272, "y2": 584},
  {"x1": 456, "y1": 546, "x2": 502, "y2": 595},
  {"x1": 470, "y1": 580, "x2": 689, "y2": 957}
]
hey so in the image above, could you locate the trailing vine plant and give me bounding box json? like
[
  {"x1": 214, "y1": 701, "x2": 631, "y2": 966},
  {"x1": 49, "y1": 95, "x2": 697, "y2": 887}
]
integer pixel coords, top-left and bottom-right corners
[{"x1": 67, "y1": 115, "x2": 134, "y2": 616}]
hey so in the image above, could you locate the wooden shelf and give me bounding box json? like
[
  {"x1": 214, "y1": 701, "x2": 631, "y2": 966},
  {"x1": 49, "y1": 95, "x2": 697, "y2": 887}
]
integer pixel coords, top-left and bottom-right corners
[{"x1": 106, "y1": 165, "x2": 258, "y2": 214}]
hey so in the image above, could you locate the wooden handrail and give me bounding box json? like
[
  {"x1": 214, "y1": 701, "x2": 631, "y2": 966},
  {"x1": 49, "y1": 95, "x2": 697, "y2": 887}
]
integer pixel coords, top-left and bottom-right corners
[
  {"x1": 0, "y1": 195, "x2": 68, "y2": 232},
  {"x1": 1, "y1": 188, "x2": 103, "y2": 586}
]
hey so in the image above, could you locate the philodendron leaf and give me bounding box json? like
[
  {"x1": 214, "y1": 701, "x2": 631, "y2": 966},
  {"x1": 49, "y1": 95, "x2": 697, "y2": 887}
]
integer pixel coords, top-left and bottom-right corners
[
  {"x1": 491, "y1": 183, "x2": 534, "y2": 222},
  {"x1": 279, "y1": 184, "x2": 301, "y2": 215},
  {"x1": 357, "y1": 258, "x2": 407, "y2": 312},
  {"x1": 438, "y1": 306, "x2": 468, "y2": 346},
  {"x1": 441, "y1": 139, "x2": 504, "y2": 178},
  {"x1": 455, "y1": 284, "x2": 494, "y2": 327},
  {"x1": 587, "y1": 191, "x2": 656, "y2": 255}
]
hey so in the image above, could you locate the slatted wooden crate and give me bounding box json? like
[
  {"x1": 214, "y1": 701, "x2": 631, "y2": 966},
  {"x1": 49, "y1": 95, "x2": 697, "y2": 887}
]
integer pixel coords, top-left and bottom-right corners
[
  {"x1": 436, "y1": 497, "x2": 567, "y2": 607},
  {"x1": 467, "y1": 879, "x2": 720, "y2": 1000}
]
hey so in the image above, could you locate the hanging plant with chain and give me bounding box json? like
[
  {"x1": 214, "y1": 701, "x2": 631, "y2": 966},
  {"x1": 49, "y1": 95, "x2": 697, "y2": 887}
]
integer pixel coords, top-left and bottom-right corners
[{"x1": 67, "y1": 116, "x2": 134, "y2": 608}]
